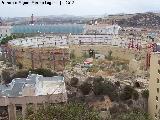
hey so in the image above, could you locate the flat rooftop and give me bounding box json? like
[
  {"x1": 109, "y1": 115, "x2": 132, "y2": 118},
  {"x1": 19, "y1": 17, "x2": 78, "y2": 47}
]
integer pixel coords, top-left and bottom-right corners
[{"x1": 0, "y1": 74, "x2": 66, "y2": 97}]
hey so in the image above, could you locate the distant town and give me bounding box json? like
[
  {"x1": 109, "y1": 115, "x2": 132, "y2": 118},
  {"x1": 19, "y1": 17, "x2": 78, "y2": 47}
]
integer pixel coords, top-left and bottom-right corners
[{"x1": 0, "y1": 12, "x2": 160, "y2": 120}]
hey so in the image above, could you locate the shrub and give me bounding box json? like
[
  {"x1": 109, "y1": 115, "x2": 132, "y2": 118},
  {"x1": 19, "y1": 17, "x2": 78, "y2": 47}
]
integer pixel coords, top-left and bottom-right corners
[
  {"x1": 141, "y1": 89, "x2": 149, "y2": 99},
  {"x1": 120, "y1": 86, "x2": 139, "y2": 101},
  {"x1": 79, "y1": 82, "x2": 92, "y2": 95},
  {"x1": 114, "y1": 108, "x2": 152, "y2": 120},
  {"x1": 70, "y1": 77, "x2": 79, "y2": 87},
  {"x1": 120, "y1": 86, "x2": 134, "y2": 101},
  {"x1": 25, "y1": 103, "x2": 101, "y2": 120},
  {"x1": 93, "y1": 79, "x2": 119, "y2": 101},
  {"x1": 133, "y1": 90, "x2": 139, "y2": 101},
  {"x1": 1, "y1": 70, "x2": 12, "y2": 84},
  {"x1": 11, "y1": 70, "x2": 29, "y2": 79},
  {"x1": 30, "y1": 68, "x2": 58, "y2": 77}
]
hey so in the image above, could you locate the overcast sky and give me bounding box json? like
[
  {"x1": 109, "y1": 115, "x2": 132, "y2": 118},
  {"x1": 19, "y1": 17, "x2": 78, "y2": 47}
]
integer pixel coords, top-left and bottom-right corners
[{"x1": 0, "y1": 0, "x2": 160, "y2": 17}]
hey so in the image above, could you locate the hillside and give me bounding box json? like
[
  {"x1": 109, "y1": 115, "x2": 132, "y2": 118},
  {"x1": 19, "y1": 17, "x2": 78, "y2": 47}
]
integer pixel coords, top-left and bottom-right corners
[{"x1": 115, "y1": 12, "x2": 160, "y2": 28}]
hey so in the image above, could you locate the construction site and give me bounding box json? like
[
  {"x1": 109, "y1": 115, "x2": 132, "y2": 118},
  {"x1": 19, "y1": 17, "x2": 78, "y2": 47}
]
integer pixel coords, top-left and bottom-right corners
[
  {"x1": 0, "y1": 31, "x2": 155, "y2": 72},
  {"x1": 6, "y1": 46, "x2": 70, "y2": 71}
]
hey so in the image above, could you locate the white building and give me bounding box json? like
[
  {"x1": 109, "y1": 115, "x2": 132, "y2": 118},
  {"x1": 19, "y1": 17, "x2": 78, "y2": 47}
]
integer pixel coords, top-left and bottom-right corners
[
  {"x1": 83, "y1": 24, "x2": 121, "y2": 35},
  {"x1": 0, "y1": 26, "x2": 12, "y2": 40},
  {"x1": 8, "y1": 36, "x2": 68, "y2": 48},
  {"x1": 69, "y1": 34, "x2": 113, "y2": 45},
  {"x1": 0, "y1": 74, "x2": 67, "y2": 120},
  {"x1": 8, "y1": 33, "x2": 146, "y2": 50},
  {"x1": 0, "y1": 74, "x2": 67, "y2": 97}
]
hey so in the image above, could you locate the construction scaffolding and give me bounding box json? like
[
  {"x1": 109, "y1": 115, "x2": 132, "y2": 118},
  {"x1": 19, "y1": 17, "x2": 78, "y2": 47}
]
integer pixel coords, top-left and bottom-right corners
[{"x1": 6, "y1": 45, "x2": 70, "y2": 71}]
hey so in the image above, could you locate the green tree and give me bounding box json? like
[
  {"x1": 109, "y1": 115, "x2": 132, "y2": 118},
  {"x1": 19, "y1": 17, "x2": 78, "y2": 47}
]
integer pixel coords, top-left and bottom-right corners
[
  {"x1": 109, "y1": 103, "x2": 128, "y2": 118},
  {"x1": 1, "y1": 70, "x2": 12, "y2": 84},
  {"x1": 11, "y1": 70, "x2": 29, "y2": 80},
  {"x1": 141, "y1": 89, "x2": 149, "y2": 111},
  {"x1": 11, "y1": 68, "x2": 57, "y2": 80},
  {"x1": 93, "y1": 78, "x2": 118, "y2": 101},
  {"x1": 12, "y1": 34, "x2": 17, "y2": 39},
  {"x1": 102, "y1": 81, "x2": 119, "y2": 101},
  {"x1": 141, "y1": 89, "x2": 149, "y2": 99},
  {"x1": 92, "y1": 77, "x2": 104, "y2": 95},
  {"x1": 0, "y1": 34, "x2": 27, "y2": 45},
  {"x1": 79, "y1": 82, "x2": 92, "y2": 95},
  {"x1": 0, "y1": 35, "x2": 17, "y2": 44},
  {"x1": 93, "y1": 81, "x2": 104, "y2": 95},
  {"x1": 132, "y1": 90, "x2": 139, "y2": 101},
  {"x1": 25, "y1": 103, "x2": 101, "y2": 120},
  {"x1": 93, "y1": 76, "x2": 104, "y2": 83},
  {"x1": 120, "y1": 86, "x2": 139, "y2": 101},
  {"x1": 30, "y1": 68, "x2": 58, "y2": 77}
]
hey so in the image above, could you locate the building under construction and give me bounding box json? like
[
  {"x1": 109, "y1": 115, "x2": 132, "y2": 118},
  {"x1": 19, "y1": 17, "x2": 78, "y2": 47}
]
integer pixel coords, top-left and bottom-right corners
[{"x1": 5, "y1": 36, "x2": 70, "y2": 71}]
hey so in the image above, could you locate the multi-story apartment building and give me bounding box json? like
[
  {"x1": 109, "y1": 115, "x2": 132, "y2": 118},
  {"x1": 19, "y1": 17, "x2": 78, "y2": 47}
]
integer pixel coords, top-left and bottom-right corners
[
  {"x1": 0, "y1": 73, "x2": 67, "y2": 120},
  {"x1": 148, "y1": 43, "x2": 160, "y2": 120}
]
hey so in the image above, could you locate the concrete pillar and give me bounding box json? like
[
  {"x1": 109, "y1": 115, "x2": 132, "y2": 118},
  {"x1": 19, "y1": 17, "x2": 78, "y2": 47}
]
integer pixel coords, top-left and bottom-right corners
[
  {"x1": 22, "y1": 104, "x2": 26, "y2": 120},
  {"x1": 8, "y1": 104, "x2": 16, "y2": 120}
]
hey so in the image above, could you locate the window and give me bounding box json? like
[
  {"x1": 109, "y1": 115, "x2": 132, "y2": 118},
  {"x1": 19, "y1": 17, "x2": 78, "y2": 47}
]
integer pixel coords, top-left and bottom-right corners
[
  {"x1": 158, "y1": 69, "x2": 160, "y2": 74},
  {"x1": 156, "y1": 96, "x2": 158, "y2": 101},
  {"x1": 16, "y1": 105, "x2": 22, "y2": 112},
  {"x1": 158, "y1": 60, "x2": 160, "y2": 65},
  {"x1": 157, "y1": 78, "x2": 160, "y2": 83},
  {"x1": 156, "y1": 105, "x2": 158, "y2": 109},
  {"x1": 155, "y1": 113, "x2": 157, "y2": 119},
  {"x1": 157, "y1": 88, "x2": 159, "y2": 93}
]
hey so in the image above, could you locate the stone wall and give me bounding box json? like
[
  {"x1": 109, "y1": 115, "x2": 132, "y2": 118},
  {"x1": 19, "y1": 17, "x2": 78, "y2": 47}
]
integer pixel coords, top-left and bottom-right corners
[
  {"x1": 0, "y1": 93, "x2": 67, "y2": 106},
  {"x1": 70, "y1": 45, "x2": 146, "y2": 61}
]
